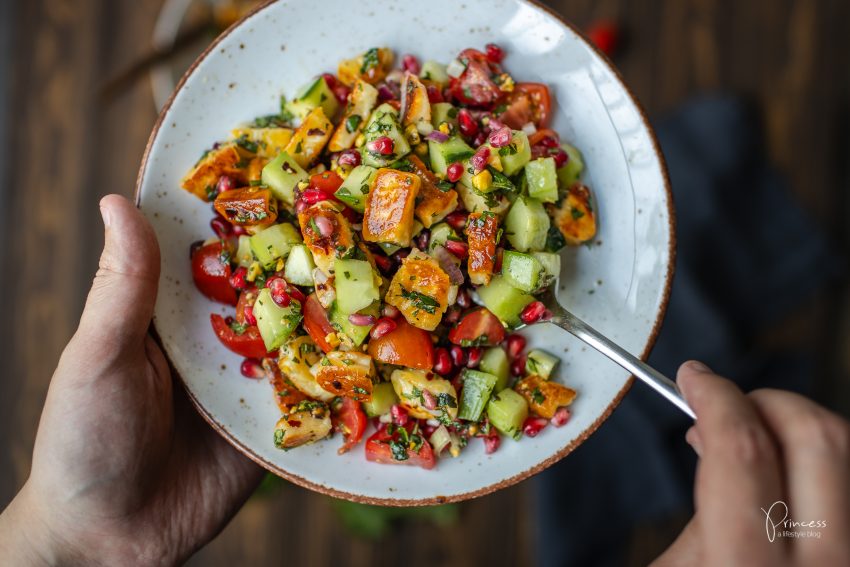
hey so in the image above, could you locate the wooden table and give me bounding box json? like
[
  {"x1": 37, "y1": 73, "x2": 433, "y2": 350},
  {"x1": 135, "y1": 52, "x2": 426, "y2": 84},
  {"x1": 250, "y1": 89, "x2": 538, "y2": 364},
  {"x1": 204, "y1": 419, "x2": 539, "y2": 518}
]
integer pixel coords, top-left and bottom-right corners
[{"x1": 2, "y1": 1, "x2": 848, "y2": 565}]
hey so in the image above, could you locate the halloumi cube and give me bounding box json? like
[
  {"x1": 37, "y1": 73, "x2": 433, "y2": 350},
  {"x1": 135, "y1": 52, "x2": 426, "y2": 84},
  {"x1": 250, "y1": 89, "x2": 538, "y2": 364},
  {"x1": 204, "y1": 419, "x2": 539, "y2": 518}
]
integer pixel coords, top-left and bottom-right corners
[
  {"x1": 298, "y1": 201, "x2": 356, "y2": 276},
  {"x1": 181, "y1": 143, "x2": 245, "y2": 201},
  {"x1": 362, "y1": 168, "x2": 420, "y2": 246},
  {"x1": 385, "y1": 249, "x2": 450, "y2": 331}
]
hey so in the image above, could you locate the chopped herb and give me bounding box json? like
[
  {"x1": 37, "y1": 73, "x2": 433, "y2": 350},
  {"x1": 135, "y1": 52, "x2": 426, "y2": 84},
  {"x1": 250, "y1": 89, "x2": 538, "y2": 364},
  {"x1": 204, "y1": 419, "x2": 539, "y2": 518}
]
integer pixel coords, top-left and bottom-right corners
[
  {"x1": 273, "y1": 429, "x2": 285, "y2": 448},
  {"x1": 309, "y1": 217, "x2": 321, "y2": 235},
  {"x1": 445, "y1": 149, "x2": 475, "y2": 163},
  {"x1": 494, "y1": 103, "x2": 508, "y2": 114},
  {"x1": 389, "y1": 440, "x2": 409, "y2": 461},
  {"x1": 531, "y1": 387, "x2": 546, "y2": 405},
  {"x1": 295, "y1": 141, "x2": 303, "y2": 154},
  {"x1": 498, "y1": 143, "x2": 518, "y2": 156},
  {"x1": 447, "y1": 107, "x2": 459, "y2": 119},
  {"x1": 436, "y1": 393, "x2": 457, "y2": 409},
  {"x1": 249, "y1": 179, "x2": 263, "y2": 186},
  {"x1": 570, "y1": 207, "x2": 585, "y2": 220},
  {"x1": 488, "y1": 167, "x2": 515, "y2": 192},
  {"x1": 361, "y1": 48, "x2": 381, "y2": 74},
  {"x1": 345, "y1": 115, "x2": 363, "y2": 133},
  {"x1": 544, "y1": 225, "x2": 567, "y2": 252},
  {"x1": 229, "y1": 320, "x2": 249, "y2": 335},
  {"x1": 352, "y1": 386, "x2": 368, "y2": 395},
  {"x1": 435, "y1": 180, "x2": 454, "y2": 192},
  {"x1": 235, "y1": 134, "x2": 259, "y2": 154},
  {"x1": 400, "y1": 287, "x2": 439, "y2": 314}
]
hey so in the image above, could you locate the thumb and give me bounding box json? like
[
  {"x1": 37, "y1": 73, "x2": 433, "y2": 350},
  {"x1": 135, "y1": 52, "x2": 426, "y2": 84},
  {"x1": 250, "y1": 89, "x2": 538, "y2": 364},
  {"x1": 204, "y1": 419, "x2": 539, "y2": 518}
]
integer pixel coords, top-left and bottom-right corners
[{"x1": 76, "y1": 194, "x2": 161, "y2": 349}]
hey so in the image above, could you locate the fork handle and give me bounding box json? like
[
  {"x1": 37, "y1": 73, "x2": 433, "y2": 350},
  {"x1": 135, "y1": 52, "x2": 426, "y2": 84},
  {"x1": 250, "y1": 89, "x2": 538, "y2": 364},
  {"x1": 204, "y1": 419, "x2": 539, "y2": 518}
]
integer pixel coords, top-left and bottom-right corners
[{"x1": 550, "y1": 310, "x2": 696, "y2": 420}]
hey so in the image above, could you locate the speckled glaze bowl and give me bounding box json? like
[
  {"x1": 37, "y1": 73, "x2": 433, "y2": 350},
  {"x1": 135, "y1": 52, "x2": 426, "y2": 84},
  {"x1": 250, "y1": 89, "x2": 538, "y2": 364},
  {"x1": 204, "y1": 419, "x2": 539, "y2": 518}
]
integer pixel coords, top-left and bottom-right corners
[{"x1": 136, "y1": 0, "x2": 674, "y2": 505}]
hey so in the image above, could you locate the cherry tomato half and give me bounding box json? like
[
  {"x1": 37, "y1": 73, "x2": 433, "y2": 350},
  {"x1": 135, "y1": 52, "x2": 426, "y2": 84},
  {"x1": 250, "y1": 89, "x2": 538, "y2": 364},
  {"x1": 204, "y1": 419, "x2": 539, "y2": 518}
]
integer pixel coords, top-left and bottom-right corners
[
  {"x1": 210, "y1": 313, "x2": 269, "y2": 359},
  {"x1": 497, "y1": 82, "x2": 552, "y2": 130},
  {"x1": 448, "y1": 307, "x2": 506, "y2": 347},
  {"x1": 364, "y1": 424, "x2": 436, "y2": 470},
  {"x1": 367, "y1": 318, "x2": 435, "y2": 370},
  {"x1": 309, "y1": 170, "x2": 344, "y2": 194},
  {"x1": 303, "y1": 293, "x2": 336, "y2": 353},
  {"x1": 332, "y1": 398, "x2": 368, "y2": 455},
  {"x1": 192, "y1": 241, "x2": 237, "y2": 305},
  {"x1": 449, "y1": 48, "x2": 504, "y2": 109}
]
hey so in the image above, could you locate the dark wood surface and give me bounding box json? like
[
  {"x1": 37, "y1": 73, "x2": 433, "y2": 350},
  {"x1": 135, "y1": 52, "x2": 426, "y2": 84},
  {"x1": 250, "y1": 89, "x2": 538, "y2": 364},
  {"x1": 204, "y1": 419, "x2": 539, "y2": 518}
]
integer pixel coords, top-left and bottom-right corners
[{"x1": 1, "y1": 1, "x2": 848, "y2": 565}]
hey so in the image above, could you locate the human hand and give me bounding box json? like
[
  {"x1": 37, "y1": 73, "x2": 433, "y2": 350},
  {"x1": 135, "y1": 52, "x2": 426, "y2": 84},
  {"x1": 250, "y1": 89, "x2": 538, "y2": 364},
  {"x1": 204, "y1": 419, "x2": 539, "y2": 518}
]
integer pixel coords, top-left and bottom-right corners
[
  {"x1": 0, "y1": 195, "x2": 264, "y2": 566},
  {"x1": 653, "y1": 361, "x2": 850, "y2": 566}
]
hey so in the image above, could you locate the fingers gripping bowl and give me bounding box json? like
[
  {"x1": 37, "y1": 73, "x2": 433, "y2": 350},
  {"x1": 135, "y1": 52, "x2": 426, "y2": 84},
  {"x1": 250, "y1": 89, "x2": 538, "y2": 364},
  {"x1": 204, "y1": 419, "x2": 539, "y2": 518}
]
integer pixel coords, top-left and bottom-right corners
[{"x1": 136, "y1": 0, "x2": 674, "y2": 504}]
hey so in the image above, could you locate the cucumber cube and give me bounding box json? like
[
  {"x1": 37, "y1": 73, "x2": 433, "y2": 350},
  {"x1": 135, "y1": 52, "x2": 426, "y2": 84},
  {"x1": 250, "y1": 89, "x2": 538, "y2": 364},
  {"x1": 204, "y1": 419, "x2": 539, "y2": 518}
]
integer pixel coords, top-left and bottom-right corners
[
  {"x1": 458, "y1": 369, "x2": 498, "y2": 422},
  {"x1": 430, "y1": 102, "x2": 458, "y2": 130},
  {"x1": 330, "y1": 301, "x2": 379, "y2": 346},
  {"x1": 557, "y1": 142, "x2": 584, "y2": 188},
  {"x1": 262, "y1": 152, "x2": 308, "y2": 205},
  {"x1": 428, "y1": 136, "x2": 474, "y2": 176},
  {"x1": 477, "y1": 275, "x2": 535, "y2": 326},
  {"x1": 286, "y1": 76, "x2": 339, "y2": 122},
  {"x1": 487, "y1": 389, "x2": 528, "y2": 439},
  {"x1": 254, "y1": 288, "x2": 303, "y2": 351},
  {"x1": 480, "y1": 347, "x2": 510, "y2": 392},
  {"x1": 525, "y1": 349, "x2": 559, "y2": 379},
  {"x1": 495, "y1": 130, "x2": 532, "y2": 176},
  {"x1": 427, "y1": 222, "x2": 457, "y2": 252},
  {"x1": 249, "y1": 223, "x2": 302, "y2": 268},
  {"x1": 234, "y1": 235, "x2": 254, "y2": 267},
  {"x1": 532, "y1": 252, "x2": 561, "y2": 280},
  {"x1": 502, "y1": 251, "x2": 544, "y2": 293},
  {"x1": 504, "y1": 196, "x2": 550, "y2": 252},
  {"x1": 361, "y1": 103, "x2": 411, "y2": 167},
  {"x1": 525, "y1": 157, "x2": 558, "y2": 203},
  {"x1": 377, "y1": 242, "x2": 401, "y2": 256},
  {"x1": 334, "y1": 259, "x2": 380, "y2": 314},
  {"x1": 335, "y1": 165, "x2": 376, "y2": 212},
  {"x1": 363, "y1": 382, "x2": 399, "y2": 417},
  {"x1": 283, "y1": 244, "x2": 316, "y2": 286},
  {"x1": 420, "y1": 61, "x2": 450, "y2": 85}
]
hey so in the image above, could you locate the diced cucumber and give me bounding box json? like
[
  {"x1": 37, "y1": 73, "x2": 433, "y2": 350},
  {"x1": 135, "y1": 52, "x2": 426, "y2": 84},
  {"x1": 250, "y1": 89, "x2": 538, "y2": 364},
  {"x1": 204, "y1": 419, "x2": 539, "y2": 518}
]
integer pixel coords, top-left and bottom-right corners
[
  {"x1": 363, "y1": 381, "x2": 398, "y2": 417},
  {"x1": 477, "y1": 275, "x2": 535, "y2": 326},
  {"x1": 480, "y1": 347, "x2": 510, "y2": 392},
  {"x1": 377, "y1": 242, "x2": 401, "y2": 256},
  {"x1": 525, "y1": 157, "x2": 558, "y2": 203},
  {"x1": 430, "y1": 102, "x2": 458, "y2": 130},
  {"x1": 532, "y1": 251, "x2": 561, "y2": 290},
  {"x1": 428, "y1": 222, "x2": 456, "y2": 252},
  {"x1": 261, "y1": 152, "x2": 309, "y2": 205},
  {"x1": 504, "y1": 196, "x2": 550, "y2": 252},
  {"x1": 428, "y1": 135, "x2": 474, "y2": 176},
  {"x1": 335, "y1": 165, "x2": 376, "y2": 212},
  {"x1": 361, "y1": 103, "x2": 411, "y2": 167},
  {"x1": 254, "y1": 288, "x2": 302, "y2": 351},
  {"x1": 494, "y1": 130, "x2": 532, "y2": 176},
  {"x1": 283, "y1": 244, "x2": 316, "y2": 286},
  {"x1": 420, "y1": 61, "x2": 449, "y2": 85},
  {"x1": 557, "y1": 142, "x2": 584, "y2": 188},
  {"x1": 334, "y1": 258, "x2": 380, "y2": 314},
  {"x1": 502, "y1": 250, "x2": 544, "y2": 293},
  {"x1": 456, "y1": 182, "x2": 509, "y2": 215},
  {"x1": 525, "y1": 349, "x2": 559, "y2": 379},
  {"x1": 234, "y1": 235, "x2": 254, "y2": 267},
  {"x1": 487, "y1": 389, "x2": 528, "y2": 440},
  {"x1": 249, "y1": 223, "x2": 302, "y2": 268},
  {"x1": 286, "y1": 76, "x2": 339, "y2": 122},
  {"x1": 330, "y1": 300, "x2": 379, "y2": 346},
  {"x1": 458, "y1": 369, "x2": 498, "y2": 422}
]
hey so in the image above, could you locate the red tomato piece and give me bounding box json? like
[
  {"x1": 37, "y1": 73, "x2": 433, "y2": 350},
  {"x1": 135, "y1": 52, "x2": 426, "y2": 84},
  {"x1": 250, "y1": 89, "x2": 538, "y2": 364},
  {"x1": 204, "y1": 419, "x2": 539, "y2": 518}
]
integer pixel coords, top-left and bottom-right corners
[
  {"x1": 191, "y1": 241, "x2": 237, "y2": 305},
  {"x1": 449, "y1": 49, "x2": 504, "y2": 109},
  {"x1": 498, "y1": 83, "x2": 552, "y2": 130},
  {"x1": 448, "y1": 307, "x2": 506, "y2": 347},
  {"x1": 364, "y1": 424, "x2": 436, "y2": 470},
  {"x1": 332, "y1": 398, "x2": 368, "y2": 455},
  {"x1": 210, "y1": 314, "x2": 269, "y2": 359},
  {"x1": 302, "y1": 293, "x2": 336, "y2": 353},
  {"x1": 309, "y1": 171, "x2": 344, "y2": 194},
  {"x1": 367, "y1": 318, "x2": 435, "y2": 370}
]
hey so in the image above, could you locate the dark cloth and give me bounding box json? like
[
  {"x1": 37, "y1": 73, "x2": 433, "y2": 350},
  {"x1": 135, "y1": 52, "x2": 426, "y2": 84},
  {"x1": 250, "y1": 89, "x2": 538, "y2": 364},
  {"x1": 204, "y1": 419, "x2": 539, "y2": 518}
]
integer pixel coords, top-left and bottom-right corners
[{"x1": 534, "y1": 95, "x2": 842, "y2": 567}]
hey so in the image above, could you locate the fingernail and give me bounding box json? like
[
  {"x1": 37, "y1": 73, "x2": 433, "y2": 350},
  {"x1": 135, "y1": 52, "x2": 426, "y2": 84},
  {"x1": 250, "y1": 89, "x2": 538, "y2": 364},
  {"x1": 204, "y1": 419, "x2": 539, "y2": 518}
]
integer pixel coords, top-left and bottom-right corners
[
  {"x1": 685, "y1": 426, "x2": 703, "y2": 457},
  {"x1": 684, "y1": 360, "x2": 712, "y2": 374},
  {"x1": 100, "y1": 204, "x2": 112, "y2": 228}
]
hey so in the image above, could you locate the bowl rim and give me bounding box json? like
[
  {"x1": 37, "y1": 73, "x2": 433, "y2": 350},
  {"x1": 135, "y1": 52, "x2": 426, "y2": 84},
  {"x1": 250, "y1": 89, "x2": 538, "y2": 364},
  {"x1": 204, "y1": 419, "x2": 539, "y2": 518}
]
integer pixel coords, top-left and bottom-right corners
[{"x1": 135, "y1": 0, "x2": 677, "y2": 506}]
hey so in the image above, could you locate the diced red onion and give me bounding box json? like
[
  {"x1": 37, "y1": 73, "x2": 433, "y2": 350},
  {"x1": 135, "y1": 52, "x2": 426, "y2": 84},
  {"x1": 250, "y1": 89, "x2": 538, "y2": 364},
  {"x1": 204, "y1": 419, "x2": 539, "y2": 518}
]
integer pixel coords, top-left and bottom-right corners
[
  {"x1": 422, "y1": 389, "x2": 438, "y2": 411},
  {"x1": 348, "y1": 313, "x2": 377, "y2": 326},
  {"x1": 431, "y1": 245, "x2": 465, "y2": 285},
  {"x1": 426, "y1": 130, "x2": 449, "y2": 143}
]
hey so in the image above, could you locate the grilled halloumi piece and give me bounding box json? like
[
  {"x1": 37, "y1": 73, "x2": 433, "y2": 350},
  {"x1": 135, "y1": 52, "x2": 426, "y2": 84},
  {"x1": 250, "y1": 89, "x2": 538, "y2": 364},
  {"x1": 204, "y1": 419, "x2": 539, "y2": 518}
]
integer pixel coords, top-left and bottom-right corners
[
  {"x1": 273, "y1": 400, "x2": 332, "y2": 449},
  {"x1": 315, "y1": 351, "x2": 375, "y2": 401},
  {"x1": 390, "y1": 369, "x2": 458, "y2": 420},
  {"x1": 298, "y1": 201, "x2": 356, "y2": 276},
  {"x1": 231, "y1": 127, "x2": 294, "y2": 158},
  {"x1": 385, "y1": 249, "x2": 450, "y2": 331},
  {"x1": 181, "y1": 143, "x2": 246, "y2": 201},
  {"x1": 407, "y1": 155, "x2": 458, "y2": 228},
  {"x1": 328, "y1": 80, "x2": 379, "y2": 152},
  {"x1": 283, "y1": 107, "x2": 333, "y2": 169},
  {"x1": 362, "y1": 168, "x2": 420, "y2": 246},
  {"x1": 466, "y1": 211, "x2": 499, "y2": 285},
  {"x1": 263, "y1": 358, "x2": 307, "y2": 413},
  {"x1": 400, "y1": 73, "x2": 432, "y2": 136},
  {"x1": 337, "y1": 47, "x2": 394, "y2": 87},
  {"x1": 515, "y1": 374, "x2": 577, "y2": 419},
  {"x1": 278, "y1": 336, "x2": 335, "y2": 402},
  {"x1": 548, "y1": 183, "x2": 597, "y2": 245},
  {"x1": 456, "y1": 182, "x2": 510, "y2": 216}
]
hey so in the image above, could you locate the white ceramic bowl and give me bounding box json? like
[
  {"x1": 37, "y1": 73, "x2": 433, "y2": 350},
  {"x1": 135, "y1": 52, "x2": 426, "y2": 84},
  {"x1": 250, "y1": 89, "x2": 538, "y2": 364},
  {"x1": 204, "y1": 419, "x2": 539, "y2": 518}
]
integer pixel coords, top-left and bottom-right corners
[{"x1": 136, "y1": 0, "x2": 674, "y2": 505}]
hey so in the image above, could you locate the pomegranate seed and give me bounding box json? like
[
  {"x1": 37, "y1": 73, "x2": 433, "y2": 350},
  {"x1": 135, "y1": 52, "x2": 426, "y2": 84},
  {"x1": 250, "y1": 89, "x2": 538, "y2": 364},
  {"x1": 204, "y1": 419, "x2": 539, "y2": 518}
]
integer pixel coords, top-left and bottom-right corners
[
  {"x1": 421, "y1": 422, "x2": 438, "y2": 438},
  {"x1": 401, "y1": 54, "x2": 421, "y2": 75},
  {"x1": 433, "y1": 347, "x2": 453, "y2": 375},
  {"x1": 483, "y1": 434, "x2": 501, "y2": 454},
  {"x1": 232, "y1": 225, "x2": 248, "y2": 236},
  {"x1": 225, "y1": 315, "x2": 235, "y2": 325},
  {"x1": 539, "y1": 136, "x2": 559, "y2": 148},
  {"x1": 190, "y1": 240, "x2": 204, "y2": 258},
  {"x1": 392, "y1": 249, "x2": 410, "y2": 263},
  {"x1": 240, "y1": 358, "x2": 264, "y2": 379},
  {"x1": 373, "y1": 253, "x2": 393, "y2": 273},
  {"x1": 471, "y1": 146, "x2": 491, "y2": 172},
  {"x1": 337, "y1": 149, "x2": 361, "y2": 167},
  {"x1": 382, "y1": 304, "x2": 400, "y2": 319},
  {"x1": 377, "y1": 83, "x2": 396, "y2": 101},
  {"x1": 416, "y1": 230, "x2": 430, "y2": 251},
  {"x1": 421, "y1": 389, "x2": 437, "y2": 410},
  {"x1": 552, "y1": 149, "x2": 569, "y2": 169},
  {"x1": 242, "y1": 305, "x2": 257, "y2": 325},
  {"x1": 494, "y1": 248, "x2": 504, "y2": 273},
  {"x1": 485, "y1": 43, "x2": 506, "y2": 63},
  {"x1": 426, "y1": 84, "x2": 443, "y2": 103},
  {"x1": 449, "y1": 345, "x2": 467, "y2": 367},
  {"x1": 523, "y1": 416, "x2": 549, "y2": 438},
  {"x1": 520, "y1": 301, "x2": 547, "y2": 324},
  {"x1": 443, "y1": 239, "x2": 469, "y2": 259},
  {"x1": 467, "y1": 347, "x2": 482, "y2": 368},
  {"x1": 299, "y1": 187, "x2": 335, "y2": 205},
  {"x1": 488, "y1": 126, "x2": 512, "y2": 148},
  {"x1": 267, "y1": 277, "x2": 291, "y2": 307},
  {"x1": 444, "y1": 307, "x2": 461, "y2": 324},
  {"x1": 332, "y1": 84, "x2": 351, "y2": 105},
  {"x1": 511, "y1": 353, "x2": 527, "y2": 377},
  {"x1": 313, "y1": 215, "x2": 335, "y2": 237},
  {"x1": 286, "y1": 285, "x2": 306, "y2": 304},
  {"x1": 457, "y1": 109, "x2": 479, "y2": 138},
  {"x1": 552, "y1": 407, "x2": 571, "y2": 427},
  {"x1": 229, "y1": 267, "x2": 248, "y2": 290},
  {"x1": 446, "y1": 211, "x2": 468, "y2": 230},
  {"x1": 368, "y1": 136, "x2": 395, "y2": 156},
  {"x1": 586, "y1": 20, "x2": 620, "y2": 57},
  {"x1": 321, "y1": 73, "x2": 338, "y2": 89},
  {"x1": 210, "y1": 217, "x2": 232, "y2": 239},
  {"x1": 370, "y1": 317, "x2": 398, "y2": 340},
  {"x1": 456, "y1": 287, "x2": 471, "y2": 309},
  {"x1": 348, "y1": 313, "x2": 377, "y2": 326},
  {"x1": 216, "y1": 175, "x2": 234, "y2": 194},
  {"x1": 506, "y1": 334, "x2": 526, "y2": 359},
  {"x1": 391, "y1": 404, "x2": 409, "y2": 426},
  {"x1": 473, "y1": 132, "x2": 487, "y2": 147},
  {"x1": 446, "y1": 162, "x2": 464, "y2": 183}
]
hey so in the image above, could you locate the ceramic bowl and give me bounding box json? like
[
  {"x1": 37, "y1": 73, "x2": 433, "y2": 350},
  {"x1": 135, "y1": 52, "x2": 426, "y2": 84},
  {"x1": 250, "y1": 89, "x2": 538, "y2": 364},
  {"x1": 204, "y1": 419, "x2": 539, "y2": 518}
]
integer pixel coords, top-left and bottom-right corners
[{"x1": 136, "y1": 0, "x2": 674, "y2": 505}]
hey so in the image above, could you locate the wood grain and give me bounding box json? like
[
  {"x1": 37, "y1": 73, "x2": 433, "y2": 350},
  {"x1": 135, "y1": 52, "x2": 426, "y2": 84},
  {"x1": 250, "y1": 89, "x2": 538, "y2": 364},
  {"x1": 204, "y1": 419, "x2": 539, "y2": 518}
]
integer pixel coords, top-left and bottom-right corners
[{"x1": 1, "y1": 1, "x2": 848, "y2": 566}]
